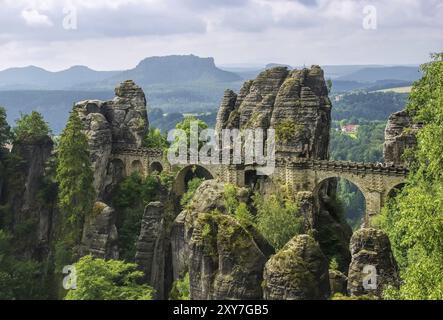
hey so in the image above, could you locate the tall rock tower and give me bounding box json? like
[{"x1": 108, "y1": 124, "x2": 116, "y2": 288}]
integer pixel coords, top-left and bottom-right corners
[
  {"x1": 215, "y1": 66, "x2": 332, "y2": 159},
  {"x1": 74, "y1": 80, "x2": 149, "y2": 198}
]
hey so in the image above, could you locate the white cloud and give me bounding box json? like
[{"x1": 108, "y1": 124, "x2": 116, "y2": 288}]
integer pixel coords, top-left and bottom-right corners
[
  {"x1": 0, "y1": 0, "x2": 441, "y2": 70},
  {"x1": 21, "y1": 9, "x2": 53, "y2": 27}
]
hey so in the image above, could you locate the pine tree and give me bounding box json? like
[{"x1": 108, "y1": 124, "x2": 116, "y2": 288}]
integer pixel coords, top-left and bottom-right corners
[{"x1": 55, "y1": 111, "x2": 95, "y2": 249}]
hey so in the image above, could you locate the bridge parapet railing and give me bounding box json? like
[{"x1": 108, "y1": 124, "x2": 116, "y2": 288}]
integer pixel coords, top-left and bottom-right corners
[
  {"x1": 278, "y1": 158, "x2": 409, "y2": 176},
  {"x1": 111, "y1": 145, "x2": 164, "y2": 157}
]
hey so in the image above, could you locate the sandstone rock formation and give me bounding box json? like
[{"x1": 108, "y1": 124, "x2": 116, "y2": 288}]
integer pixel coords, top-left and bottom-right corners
[
  {"x1": 6, "y1": 136, "x2": 55, "y2": 259},
  {"x1": 215, "y1": 66, "x2": 332, "y2": 159},
  {"x1": 190, "y1": 213, "x2": 270, "y2": 300},
  {"x1": 74, "y1": 80, "x2": 148, "y2": 198},
  {"x1": 263, "y1": 234, "x2": 330, "y2": 300},
  {"x1": 296, "y1": 190, "x2": 352, "y2": 273},
  {"x1": 72, "y1": 80, "x2": 149, "y2": 263},
  {"x1": 171, "y1": 180, "x2": 273, "y2": 300},
  {"x1": 384, "y1": 110, "x2": 421, "y2": 166},
  {"x1": 329, "y1": 270, "x2": 348, "y2": 296},
  {"x1": 347, "y1": 228, "x2": 399, "y2": 297},
  {"x1": 81, "y1": 202, "x2": 119, "y2": 260},
  {"x1": 135, "y1": 201, "x2": 169, "y2": 299}
]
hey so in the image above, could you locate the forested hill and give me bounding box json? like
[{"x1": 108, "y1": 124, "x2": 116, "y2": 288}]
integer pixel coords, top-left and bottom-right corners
[{"x1": 332, "y1": 92, "x2": 408, "y2": 121}]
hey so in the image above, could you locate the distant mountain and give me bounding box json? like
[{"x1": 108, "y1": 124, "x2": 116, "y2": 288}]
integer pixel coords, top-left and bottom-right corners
[
  {"x1": 92, "y1": 55, "x2": 242, "y2": 88},
  {"x1": 0, "y1": 65, "x2": 119, "y2": 90},
  {"x1": 0, "y1": 55, "x2": 242, "y2": 91},
  {"x1": 336, "y1": 66, "x2": 421, "y2": 83}
]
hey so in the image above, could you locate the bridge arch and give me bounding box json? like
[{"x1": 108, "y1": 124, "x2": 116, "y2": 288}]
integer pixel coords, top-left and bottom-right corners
[
  {"x1": 314, "y1": 176, "x2": 367, "y2": 228},
  {"x1": 149, "y1": 161, "x2": 164, "y2": 174},
  {"x1": 108, "y1": 158, "x2": 126, "y2": 179},
  {"x1": 386, "y1": 182, "x2": 406, "y2": 199},
  {"x1": 131, "y1": 160, "x2": 143, "y2": 175},
  {"x1": 172, "y1": 165, "x2": 215, "y2": 196}
]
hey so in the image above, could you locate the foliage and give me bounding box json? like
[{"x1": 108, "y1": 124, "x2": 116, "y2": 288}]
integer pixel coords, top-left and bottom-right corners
[
  {"x1": 378, "y1": 53, "x2": 443, "y2": 300},
  {"x1": 113, "y1": 173, "x2": 160, "y2": 261},
  {"x1": 234, "y1": 203, "x2": 255, "y2": 227},
  {"x1": 223, "y1": 184, "x2": 238, "y2": 215},
  {"x1": 0, "y1": 230, "x2": 47, "y2": 300},
  {"x1": 329, "y1": 257, "x2": 340, "y2": 271},
  {"x1": 55, "y1": 111, "x2": 95, "y2": 258},
  {"x1": 170, "y1": 116, "x2": 208, "y2": 152},
  {"x1": 12, "y1": 111, "x2": 50, "y2": 143},
  {"x1": 223, "y1": 184, "x2": 254, "y2": 226},
  {"x1": 330, "y1": 120, "x2": 386, "y2": 163},
  {"x1": 0, "y1": 107, "x2": 11, "y2": 147},
  {"x1": 275, "y1": 120, "x2": 302, "y2": 144},
  {"x1": 169, "y1": 273, "x2": 190, "y2": 300},
  {"x1": 253, "y1": 192, "x2": 303, "y2": 250},
  {"x1": 180, "y1": 177, "x2": 205, "y2": 207},
  {"x1": 64, "y1": 255, "x2": 154, "y2": 300},
  {"x1": 143, "y1": 127, "x2": 169, "y2": 149},
  {"x1": 335, "y1": 179, "x2": 365, "y2": 229},
  {"x1": 332, "y1": 92, "x2": 408, "y2": 122}
]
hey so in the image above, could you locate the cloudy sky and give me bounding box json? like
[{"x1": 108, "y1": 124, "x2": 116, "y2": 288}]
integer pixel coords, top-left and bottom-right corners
[{"x1": 0, "y1": 0, "x2": 442, "y2": 71}]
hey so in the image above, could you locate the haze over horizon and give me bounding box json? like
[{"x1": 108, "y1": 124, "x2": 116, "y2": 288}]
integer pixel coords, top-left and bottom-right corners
[{"x1": 0, "y1": 0, "x2": 442, "y2": 71}]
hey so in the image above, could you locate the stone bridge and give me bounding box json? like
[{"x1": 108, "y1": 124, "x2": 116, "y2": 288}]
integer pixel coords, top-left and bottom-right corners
[{"x1": 111, "y1": 146, "x2": 408, "y2": 220}]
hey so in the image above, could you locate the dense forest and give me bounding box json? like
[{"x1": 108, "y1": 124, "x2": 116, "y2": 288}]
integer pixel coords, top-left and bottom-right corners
[{"x1": 332, "y1": 92, "x2": 408, "y2": 122}]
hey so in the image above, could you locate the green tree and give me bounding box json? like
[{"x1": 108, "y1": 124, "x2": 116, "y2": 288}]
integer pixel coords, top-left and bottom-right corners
[
  {"x1": 55, "y1": 111, "x2": 95, "y2": 260},
  {"x1": 171, "y1": 116, "x2": 208, "y2": 152},
  {"x1": 143, "y1": 127, "x2": 169, "y2": 149},
  {"x1": 0, "y1": 230, "x2": 47, "y2": 300},
  {"x1": 64, "y1": 255, "x2": 154, "y2": 300},
  {"x1": 223, "y1": 184, "x2": 255, "y2": 226},
  {"x1": 378, "y1": 53, "x2": 443, "y2": 300},
  {"x1": 169, "y1": 273, "x2": 190, "y2": 300},
  {"x1": 12, "y1": 111, "x2": 50, "y2": 143},
  {"x1": 0, "y1": 107, "x2": 10, "y2": 147},
  {"x1": 253, "y1": 192, "x2": 303, "y2": 250},
  {"x1": 180, "y1": 177, "x2": 205, "y2": 207},
  {"x1": 113, "y1": 172, "x2": 159, "y2": 261}
]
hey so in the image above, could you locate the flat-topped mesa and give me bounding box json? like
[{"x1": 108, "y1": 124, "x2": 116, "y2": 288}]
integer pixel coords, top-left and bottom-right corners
[
  {"x1": 73, "y1": 80, "x2": 148, "y2": 197},
  {"x1": 215, "y1": 66, "x2": 332, "y2": 160}
]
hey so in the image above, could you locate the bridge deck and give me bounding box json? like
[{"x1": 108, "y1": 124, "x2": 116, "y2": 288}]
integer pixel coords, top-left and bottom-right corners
[{"x1": 111, "y1": 146, "x2": 409, "y2": 176}]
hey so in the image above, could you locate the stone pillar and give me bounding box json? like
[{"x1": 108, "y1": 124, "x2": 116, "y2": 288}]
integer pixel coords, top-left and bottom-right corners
[{"x1": 365, "y1": 192, "x2": 382, "y2": 225}]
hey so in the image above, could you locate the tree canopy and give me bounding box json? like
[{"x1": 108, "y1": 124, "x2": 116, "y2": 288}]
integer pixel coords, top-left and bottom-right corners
[
  {"x1": 55, "y1": 111, "x2": 95, "y2": 254},
  {"x1": 12, "y1": 111, "x2": 50, "y2": 143},
  {"x1": 64, "y1": 255, "x2": 154, "y2": 300},
  {"x1": 378, "y1": 53, "x2": 443, "y2": 300}
]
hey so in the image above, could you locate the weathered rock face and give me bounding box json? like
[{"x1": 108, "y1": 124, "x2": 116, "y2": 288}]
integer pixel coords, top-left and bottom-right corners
[
  {"x1": 384, "y1": 110, "x2": 421, "y2": 166},
  {"x1": 6, "y1": 136, "x2": 55, "y2": 259},
  {"x1": 190, "y1": 213, "x2": 271, "y2": 300},
  {"x1": 135, "y1": 201, "x2": 168, "y2": 299},
  {"x1": 263, "y1": 234, "x2": 330, "y2": 300},
  {"x1": 329, "y1": 270, "x2": 348, "y2": 296},
  {"x1": 216, "y1": 66, "x2": 332, "y2": 159},
  {"x1": 296, "y1": 190, "x2": 352, "y2": 273},
  {"x1": 171, "y1": 180, "x2": 249, "y2": 280},
  {"x1": 74, "y1": 80, "x2": 148, "y2": 198},
  {"x1": 81, "y1": 202, "x2": 119, "y2": 260},
  {"x1": 171, "y1": 180, "x2": 273, "y2": 300},
  {"x1": 347, "y1": 228, "x2": 399, "y2": 297}
]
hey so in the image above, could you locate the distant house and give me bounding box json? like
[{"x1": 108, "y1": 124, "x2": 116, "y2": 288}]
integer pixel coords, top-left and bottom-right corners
[{"x1": 341, "y1": 124, "x2": 359, "y2": 134}]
